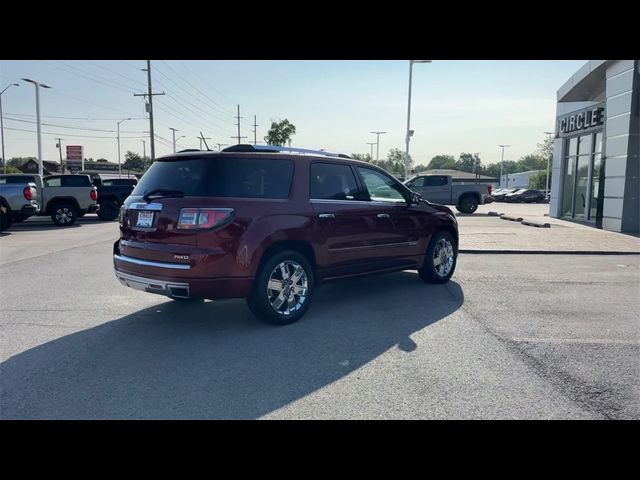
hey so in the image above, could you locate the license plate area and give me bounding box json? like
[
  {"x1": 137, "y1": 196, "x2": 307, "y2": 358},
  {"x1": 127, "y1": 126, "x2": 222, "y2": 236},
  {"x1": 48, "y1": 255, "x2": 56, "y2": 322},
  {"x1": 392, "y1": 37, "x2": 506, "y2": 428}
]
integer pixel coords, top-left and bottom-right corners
[{"x1": 136, "y1": 211, "x2": 155, "y2": 228}]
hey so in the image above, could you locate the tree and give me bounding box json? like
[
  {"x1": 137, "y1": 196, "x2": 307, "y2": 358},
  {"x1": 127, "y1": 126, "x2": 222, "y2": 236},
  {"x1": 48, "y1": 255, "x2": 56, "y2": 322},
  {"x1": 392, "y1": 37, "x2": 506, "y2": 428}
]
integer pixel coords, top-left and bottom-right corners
[
  {"x1": 7, "y1": 157, "x2": 35, "y2": 168},
  {"x1": 518, "y1": 154, "x2": 546, "y2": 172},
  {"x1": 351, "y1": 153, "x2": 372, "y2": 163},
  {"x1": 426, "y1": 155, "x2": 456, "y2": 170},
  {"x1": 413, "y1": 163, "x2": 431, "y2": 173},
  {"x1": 528, "y1": 170, "x2": 551, "y2": 190},
  {"x1": 122, "y1": 151, "x2": 151, "y2": 172},
  {"x1": 264, "y1": 119, "x2": 296, "y2": 146},
  {"x1": 456, "y1": 153, "x2": 481, "y2": 173}
]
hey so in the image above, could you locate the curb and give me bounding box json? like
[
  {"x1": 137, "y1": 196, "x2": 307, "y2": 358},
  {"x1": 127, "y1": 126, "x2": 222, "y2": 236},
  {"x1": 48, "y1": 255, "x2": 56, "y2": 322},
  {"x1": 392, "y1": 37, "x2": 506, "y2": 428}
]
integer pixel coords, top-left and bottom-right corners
[
  {"x1": 500, "y1": 214, "x2": 523, "y2": 222},
  {"x1": 521, "y1": 220, "x2": 551, "y2": 228},
  {"x1": 459, "y1": 249, "x2": 640, "y2": 255},
  {"x1": 487, "y1": 211, "x2": 503, "y2": 216}
]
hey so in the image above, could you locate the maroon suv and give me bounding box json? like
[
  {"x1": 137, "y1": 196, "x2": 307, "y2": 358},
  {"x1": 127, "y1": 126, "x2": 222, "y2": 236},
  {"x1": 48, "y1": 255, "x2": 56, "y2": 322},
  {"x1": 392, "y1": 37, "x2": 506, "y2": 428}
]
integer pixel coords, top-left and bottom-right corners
[{"x1": 113, "y1": 145, "x2": 459, "y2": 325}]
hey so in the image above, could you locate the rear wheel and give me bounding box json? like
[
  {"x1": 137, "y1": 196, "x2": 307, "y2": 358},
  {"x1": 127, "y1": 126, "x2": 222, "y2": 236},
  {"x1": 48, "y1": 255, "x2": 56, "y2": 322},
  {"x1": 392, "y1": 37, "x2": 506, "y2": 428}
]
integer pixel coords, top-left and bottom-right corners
[
  {"x1": 246, "y1": 250, "x2": 314, "y2": 326},
  {"x1": 97, "y1": 200, "x2": 119, "y2": 221},
  {"x1": 0, "y1": 207, "x2": 8, "y2": 233},
  {"x1": 418, "y1": 230, "x2": 457, "y2": 284},
  {"x1": 456, "y1": 196, "x2": 478, "y2": 214},
  {"x1": 51, "y1": 202, "x2": 77, "y2": 226}
]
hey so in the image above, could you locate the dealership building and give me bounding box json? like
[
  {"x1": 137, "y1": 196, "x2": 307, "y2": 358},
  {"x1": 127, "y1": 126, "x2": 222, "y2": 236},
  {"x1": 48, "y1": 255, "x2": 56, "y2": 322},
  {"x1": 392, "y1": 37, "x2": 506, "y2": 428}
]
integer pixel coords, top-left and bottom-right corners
[{"x1": 549, "y1": 60, "x2": 639, "y2": 234}]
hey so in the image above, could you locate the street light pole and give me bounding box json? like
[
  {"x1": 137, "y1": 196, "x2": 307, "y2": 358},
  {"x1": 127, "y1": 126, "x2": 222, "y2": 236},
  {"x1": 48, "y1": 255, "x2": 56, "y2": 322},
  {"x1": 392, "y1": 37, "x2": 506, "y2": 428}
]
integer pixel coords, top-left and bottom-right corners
[
  {"x1": 366, "y1": 142, "x2": 376, "y2": 161},
  {"x1": 498, "y1": 144, "x2": 510, "y2": 187},
  {"x1": 169, "y1": 127, "x2": 178, "y2": 153},
  {"x1": 544, "y1": 131, "x2": 554, "y2": 197},
  {"x1": 405, "y1": 60, "x2": 431, "y2": 180},
  {"x1": 22, "y1": 78, "x2": 51, "y2": 177},
  {"x1": 198, "y1": 136, "x2": 211, "y2": 150},
  {"x1": 142, "y1": 140, "x2": 146, "y2": 159},
  {"x1": 1, "y1": 83, "x2": 19, "y2": 174},
  {"x1": 215, "y1": 143, "x2": 228, "y2": 151},
  {"x1": 117, "y1": 118, "x2": 131, "y2": 178},
  {"x1": 370, "y1": 131, "x2": 386, "y2": 161}
]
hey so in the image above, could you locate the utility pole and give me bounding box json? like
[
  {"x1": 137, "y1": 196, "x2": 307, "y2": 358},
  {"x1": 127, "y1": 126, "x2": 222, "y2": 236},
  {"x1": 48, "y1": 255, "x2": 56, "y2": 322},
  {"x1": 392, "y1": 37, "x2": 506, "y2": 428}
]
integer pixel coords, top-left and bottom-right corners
[
  {"x1": 231, "y1": 105, "x2": 247, "y2": 144},
  {"x1": 1, "y1": 83, "x2": 19, "y2": 174},
  {"x1": 142, "y1": 140, "x2": 146, "y2": 158},
  {"x1": 55, "y1": 138, "x2": 63, "y2": 172},
  {"x1": 370, "y1": 131, "x2": 386, "y2": 161},
  {"x1": 252, "y1": 115, "x2": 258, "y2": 145},
  {"x1": 134, "y1": 60, "x2": 164, "y2": 161},
  {"x1": 366, "y1": 142, "x2": 376, "y2": 161},
  {"x1": 198, "y1": 136, "x2": 212, "y2": 150},
  {"x1": 169, "y1": 127, "x2": 178, "y2": 153},
  {"x1": 216, "y1": 143, "x2": 228, "y2": 151},
  {"x1": 544, "y1": 132, "x2": 554, "y2": 197}
]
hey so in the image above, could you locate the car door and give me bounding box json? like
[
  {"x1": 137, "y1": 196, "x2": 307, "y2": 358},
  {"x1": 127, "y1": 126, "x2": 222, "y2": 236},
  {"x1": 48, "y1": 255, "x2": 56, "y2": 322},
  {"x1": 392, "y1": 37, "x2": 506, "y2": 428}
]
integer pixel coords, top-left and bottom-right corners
[
  {"x1": 355, "y1": 166, "x2": 425, "y2": 268},
  {"x1": 309, "y1": 162, "x2": 377, "y2": 278}
]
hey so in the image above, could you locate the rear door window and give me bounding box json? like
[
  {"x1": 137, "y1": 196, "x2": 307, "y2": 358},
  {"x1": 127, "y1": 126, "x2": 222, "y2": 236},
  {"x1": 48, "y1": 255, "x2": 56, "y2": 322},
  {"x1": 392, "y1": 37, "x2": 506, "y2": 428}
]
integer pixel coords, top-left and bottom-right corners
[
  {"x1": 133, "y1": 157, "x2": 294, "y2": 199},
  {"x1": 309, "y1": 163, "x2": 361, "y2": 200},
  {"x1": 424, "y1": 176, "x2": 448, "y2": 187},
  {"x1": 61, "y1": 176, "x2": 91, "y2": 187},
  {"x1": 44, "y1": 177, "x2": 61, "y2": 187}
]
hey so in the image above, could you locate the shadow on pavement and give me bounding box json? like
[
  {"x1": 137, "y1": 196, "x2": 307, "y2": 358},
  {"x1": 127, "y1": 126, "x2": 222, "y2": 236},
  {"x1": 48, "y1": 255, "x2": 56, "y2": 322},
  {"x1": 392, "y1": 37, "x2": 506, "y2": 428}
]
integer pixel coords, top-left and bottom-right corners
[
  {"x1": 0, "y1": 271, "x2": 463, "y2": 419},
  {"x1": 8, "y1": 215, "x2": 114, "y2": 232}
]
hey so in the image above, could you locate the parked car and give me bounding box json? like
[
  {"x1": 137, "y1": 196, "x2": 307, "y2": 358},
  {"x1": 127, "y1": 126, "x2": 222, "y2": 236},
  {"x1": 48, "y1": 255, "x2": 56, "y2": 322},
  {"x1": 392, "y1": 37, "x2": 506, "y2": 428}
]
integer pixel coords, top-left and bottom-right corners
[
  {"x1": 0, "y1": 181, "x2": 39, "y2": 232},
  {"x1": 0, "y1": 173, "x2": 99, "y2": 226},
  {"x1": 403, "y1": 175, "x2": 492, "y2": 214},
  {"x1": 92, "y1": 176, "x2": 137, "y2": 221},
  {"x1": 492, "y1": 188, "x2": 519, "y2": 202},
  {"x1": 113, "y1": 145, "x2": 459, "y2": 325},
  {"x1": 507, "y1": 189, "x2": 546, "y2": 203}
]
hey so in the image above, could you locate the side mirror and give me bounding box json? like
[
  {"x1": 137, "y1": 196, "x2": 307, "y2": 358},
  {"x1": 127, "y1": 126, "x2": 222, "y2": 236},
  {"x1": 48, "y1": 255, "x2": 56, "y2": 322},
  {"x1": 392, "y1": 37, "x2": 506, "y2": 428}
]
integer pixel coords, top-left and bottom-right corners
[{"x1": 410, "y1": 192, "x2": 422, "y2": 205}]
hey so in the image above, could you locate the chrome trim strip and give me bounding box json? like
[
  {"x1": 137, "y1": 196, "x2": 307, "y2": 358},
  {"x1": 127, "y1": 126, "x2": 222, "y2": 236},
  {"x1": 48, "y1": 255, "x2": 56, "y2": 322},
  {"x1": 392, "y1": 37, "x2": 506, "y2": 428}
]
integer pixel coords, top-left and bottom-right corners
[
  {"x1": 328, "y1": 241, "x2": 418, "y2": 253},
  {"x1": 114, "y1": 271, "x2": 190, "y2": 298},
  {"x1": 129, "y1": 202, "x2": 163, "y2": 211},
  {"x1": 114, "y1": 254, "x2": 191, "y2": 270}
]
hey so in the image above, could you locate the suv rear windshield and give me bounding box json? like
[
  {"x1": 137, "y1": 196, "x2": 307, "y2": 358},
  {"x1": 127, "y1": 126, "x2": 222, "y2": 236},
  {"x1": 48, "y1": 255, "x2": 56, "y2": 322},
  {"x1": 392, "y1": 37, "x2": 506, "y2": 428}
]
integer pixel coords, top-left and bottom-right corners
[{"x1": 133, "y1": 156, "x2": 294, "y2": 199}]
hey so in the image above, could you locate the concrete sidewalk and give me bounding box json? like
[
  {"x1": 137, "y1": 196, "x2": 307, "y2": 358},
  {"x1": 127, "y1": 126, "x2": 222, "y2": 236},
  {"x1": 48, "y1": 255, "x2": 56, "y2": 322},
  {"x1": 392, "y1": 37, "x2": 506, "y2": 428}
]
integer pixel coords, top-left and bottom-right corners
[{"x1": 456, "y1": 203, "x2": 640, "y2": 254}]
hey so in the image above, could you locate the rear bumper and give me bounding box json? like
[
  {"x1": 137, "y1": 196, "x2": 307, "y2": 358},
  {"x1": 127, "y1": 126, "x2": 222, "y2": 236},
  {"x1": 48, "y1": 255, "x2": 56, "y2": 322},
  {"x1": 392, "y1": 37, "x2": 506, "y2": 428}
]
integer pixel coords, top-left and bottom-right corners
[
  {"x1": 87, "y1": 204, "x2": 100, "y2": 213},
  {"x1": 20, "y1": 204, "x2": 39, "y2": 216},
  {"x1": 115, "y1": 271, "x2": 191, "y2": 298}
]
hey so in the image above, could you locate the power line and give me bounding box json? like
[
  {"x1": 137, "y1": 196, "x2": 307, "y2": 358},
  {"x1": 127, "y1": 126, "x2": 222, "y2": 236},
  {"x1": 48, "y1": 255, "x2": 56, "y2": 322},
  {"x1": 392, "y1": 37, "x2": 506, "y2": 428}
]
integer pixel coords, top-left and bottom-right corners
[
  {"x1": 5, "y1": 116, "x2": 148, "y2": 133},
  {"x1": 177, "y1": 61, "x2": 237, "y2": 115},
  {"x1": 85, "y1": 61, "x2": 148, "y2": 89},
  {"x1": 5, "y1": 112, "x2": 146, "y2": 121},
  {"x1": 3, "y1": 126, "x2": 147, "y2": 139},
  {"x1": 45, "y1": 61, "x2": 137, "y2": 94}
]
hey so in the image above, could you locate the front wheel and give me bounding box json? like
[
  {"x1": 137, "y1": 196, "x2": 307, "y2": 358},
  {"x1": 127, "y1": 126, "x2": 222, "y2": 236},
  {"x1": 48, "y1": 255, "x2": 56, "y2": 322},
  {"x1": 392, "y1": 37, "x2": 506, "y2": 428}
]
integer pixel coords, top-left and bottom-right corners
[
  {"x1": 246, "y1": 250, "x2": 314, "y2": 326},
  {"x1": 419, "y1": 230, "x2": 457, "y2": 284}
]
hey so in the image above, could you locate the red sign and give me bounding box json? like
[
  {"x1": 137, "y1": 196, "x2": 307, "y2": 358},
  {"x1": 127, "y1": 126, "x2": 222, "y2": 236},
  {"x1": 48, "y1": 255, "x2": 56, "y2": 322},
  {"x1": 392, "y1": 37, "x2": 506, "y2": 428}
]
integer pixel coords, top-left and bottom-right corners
[{"x1": 66, "y1": 145, "x2": 83, "y2": 160}]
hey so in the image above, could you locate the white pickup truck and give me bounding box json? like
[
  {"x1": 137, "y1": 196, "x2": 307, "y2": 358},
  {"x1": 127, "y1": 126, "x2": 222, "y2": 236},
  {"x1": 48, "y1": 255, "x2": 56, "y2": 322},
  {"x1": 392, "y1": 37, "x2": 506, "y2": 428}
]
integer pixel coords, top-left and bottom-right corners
[
  {"x1": 404, "y1": 174, "x2": 493, "y2": 214},
  {"x1": 0, "y1": 181, "x2": 40, "y2": 232},
  {"x1": 0, "y1": 174, "x2": 99, "y2": 226}
]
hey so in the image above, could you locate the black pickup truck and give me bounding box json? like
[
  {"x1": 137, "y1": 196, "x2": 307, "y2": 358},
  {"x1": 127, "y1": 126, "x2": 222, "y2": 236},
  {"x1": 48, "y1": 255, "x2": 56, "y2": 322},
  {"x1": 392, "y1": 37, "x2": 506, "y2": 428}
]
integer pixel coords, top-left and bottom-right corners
[{"x1": 92, "y1": 177, "x2": 137, "y2": 221}]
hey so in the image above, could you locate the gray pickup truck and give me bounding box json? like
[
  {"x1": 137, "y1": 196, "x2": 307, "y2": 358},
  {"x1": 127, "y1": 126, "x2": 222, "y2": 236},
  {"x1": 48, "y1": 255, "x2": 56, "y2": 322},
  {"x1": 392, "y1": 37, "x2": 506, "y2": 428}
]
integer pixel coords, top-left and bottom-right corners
[
  {"x1": 404, "y1": 174, "x2": 493, "y2": 214},
  {"x1": 0, "y1": 181, "x2": 40, "y2": 232},
  {"x1": 0, "y1": 173, "x2": 98, "y2": 226}
]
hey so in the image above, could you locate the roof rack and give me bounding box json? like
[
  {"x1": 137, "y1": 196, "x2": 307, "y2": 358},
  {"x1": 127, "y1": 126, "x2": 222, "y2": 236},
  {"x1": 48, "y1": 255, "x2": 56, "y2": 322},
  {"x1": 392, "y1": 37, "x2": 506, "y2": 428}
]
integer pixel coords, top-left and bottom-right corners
[
  {"x1": 221, "y1": 144, "x2": 351, "y2": 159},
  {"x1": 177, "y1": 149, "x2": 201, "y2": 153}
]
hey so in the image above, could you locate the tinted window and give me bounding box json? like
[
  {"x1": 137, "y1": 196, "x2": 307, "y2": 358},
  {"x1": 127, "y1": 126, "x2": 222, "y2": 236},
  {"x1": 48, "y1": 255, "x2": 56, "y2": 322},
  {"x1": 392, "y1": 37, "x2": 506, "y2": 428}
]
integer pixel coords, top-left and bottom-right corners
[
  {"x1": 44, "y1": 177, "x2": 61, "y2": 187},
  {"x1": 0, "y1": 176, "x2": 35, "y2": 184},
  {"x1": 310, "y1": 163, "x2": 360, "y2": 200},
  {"x1": 133, "y1": 157, "x2": 294, "y2": 199},
  {"x1": 103, "y1": 179, "x2": 137, "y2": 186},
  {"x1": 411, "y1": 177, "x2": 425, "y2": 187},
  {"x1": 424, "y1": 176, "x2": 448, "y2": 187},
  {"x1": 62, "y1": 176, "x2": 91, "y2": 187},
  {"x1": 357, "y1": 167, "x2": 406, "y2": 203}
]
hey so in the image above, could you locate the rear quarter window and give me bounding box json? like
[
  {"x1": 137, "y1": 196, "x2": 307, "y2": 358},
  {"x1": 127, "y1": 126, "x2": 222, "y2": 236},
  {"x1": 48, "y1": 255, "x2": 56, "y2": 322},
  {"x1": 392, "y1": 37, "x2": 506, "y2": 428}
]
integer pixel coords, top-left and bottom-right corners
[
  {"x1": 133, "y1": 157, "x2": 294, "y2": 199},
  {"x1": 61, "y1": 176, "x2": 91, "y2": 187}
]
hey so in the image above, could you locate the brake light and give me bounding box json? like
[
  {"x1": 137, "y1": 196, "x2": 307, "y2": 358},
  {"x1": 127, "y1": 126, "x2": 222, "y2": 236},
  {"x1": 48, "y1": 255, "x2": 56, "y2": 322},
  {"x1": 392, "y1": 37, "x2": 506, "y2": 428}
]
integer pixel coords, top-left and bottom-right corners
[
  {"x1": 488, "y1": 185, "x2": 492, "y2": 195},
  {"x1": 177, "y1": 208, "x2": 234, "y2": 230},
  {"x1": 23, "y1": 187, "x2": 33, "y2": 201},
  {"x1": 90, "y1": 188, "x2": 98, "y2": 201}
]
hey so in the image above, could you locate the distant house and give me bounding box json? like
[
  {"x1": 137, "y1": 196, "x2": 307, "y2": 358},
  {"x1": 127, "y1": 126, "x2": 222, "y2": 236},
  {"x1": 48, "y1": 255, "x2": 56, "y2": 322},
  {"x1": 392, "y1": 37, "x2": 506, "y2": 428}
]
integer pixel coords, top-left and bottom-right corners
[
  {"x1": 413, "y1": 169, "x2": 500, "y2": 185},
  {"x1": 19, "y1": 159, "x2": 142, "y2": 177},
  {"x1": 18, "y1": 159, "x2": 63, "y2": 176}
]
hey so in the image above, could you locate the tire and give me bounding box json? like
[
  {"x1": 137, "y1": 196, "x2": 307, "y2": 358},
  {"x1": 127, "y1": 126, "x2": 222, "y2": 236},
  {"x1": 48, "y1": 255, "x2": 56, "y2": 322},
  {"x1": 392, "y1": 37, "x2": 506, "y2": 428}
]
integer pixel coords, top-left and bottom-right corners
[
  {"x1": 51, "y1": 202, "x2": 78, "y2": 226},
  {"x1": 456, "y1": 196, "x2": 478, "y2": 214},
  {"x1": 0, "y1": 208, "x2": 7, "y2": 233},
  {"x1": 418, "y1": 230, "x2": 457, "y2": 284},
  {"x1": 97, "y1": 200, "x2": 119, "y2": 221},
  {"x1": 246, "y1": 249, "x2": 315, "y2": 326}
]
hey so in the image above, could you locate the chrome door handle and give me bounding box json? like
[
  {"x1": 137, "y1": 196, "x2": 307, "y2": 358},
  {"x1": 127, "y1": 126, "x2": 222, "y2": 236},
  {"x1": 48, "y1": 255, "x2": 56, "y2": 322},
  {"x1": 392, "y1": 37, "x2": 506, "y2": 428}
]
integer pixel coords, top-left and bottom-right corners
[
  {"x1": 377, "y1": 213, "x2": 390, "y2": 219},
  {"x1": 318, "y1": 213, "x2": 335, "y2": 219}
]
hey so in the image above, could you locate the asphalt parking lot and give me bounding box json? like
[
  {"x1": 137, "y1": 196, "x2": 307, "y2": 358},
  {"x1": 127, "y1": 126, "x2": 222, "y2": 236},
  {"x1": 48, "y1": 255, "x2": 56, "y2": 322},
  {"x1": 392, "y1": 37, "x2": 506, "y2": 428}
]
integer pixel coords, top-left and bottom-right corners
[{"x1": 1, "y1": 215, "x2": 639, "y2": 419}]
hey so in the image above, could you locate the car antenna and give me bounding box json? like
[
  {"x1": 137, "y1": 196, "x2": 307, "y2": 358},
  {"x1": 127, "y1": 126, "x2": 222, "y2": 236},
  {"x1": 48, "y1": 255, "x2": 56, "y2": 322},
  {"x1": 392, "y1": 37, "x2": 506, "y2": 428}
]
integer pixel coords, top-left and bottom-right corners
[{"x1": 199, "y1": 132, "x2": 211, "y2": 151}]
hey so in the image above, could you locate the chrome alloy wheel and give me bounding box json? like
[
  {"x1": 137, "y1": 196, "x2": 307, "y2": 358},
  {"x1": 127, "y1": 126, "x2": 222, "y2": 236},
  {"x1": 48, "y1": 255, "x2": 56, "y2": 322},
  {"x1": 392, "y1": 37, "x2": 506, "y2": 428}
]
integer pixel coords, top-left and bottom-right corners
[
  {"x1": 55, "y1": 207, "x2": 74, "y2": 224},
  {"x1": 266, "y1": 260, "x2": 308, "y2": 316},
  {"x1": 433, "y1": 237, "x2": 454, "y2": 277}
]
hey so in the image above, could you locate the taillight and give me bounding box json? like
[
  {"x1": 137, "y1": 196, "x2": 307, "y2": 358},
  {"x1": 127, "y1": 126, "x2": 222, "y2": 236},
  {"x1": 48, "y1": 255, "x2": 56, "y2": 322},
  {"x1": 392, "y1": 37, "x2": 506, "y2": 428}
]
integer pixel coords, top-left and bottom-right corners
[
  {"x1": 177, "y1": 208, "x2": 234, "y2": 230},
  {"x1": 23, "y1": 187, "x2": 33, "y2": 201},
  {"x1": 90, "y1": 188, "x2": 98, "y2": 201},
  {"x1": 488, "y1": 185, "x2": 492, "y2": 195}
]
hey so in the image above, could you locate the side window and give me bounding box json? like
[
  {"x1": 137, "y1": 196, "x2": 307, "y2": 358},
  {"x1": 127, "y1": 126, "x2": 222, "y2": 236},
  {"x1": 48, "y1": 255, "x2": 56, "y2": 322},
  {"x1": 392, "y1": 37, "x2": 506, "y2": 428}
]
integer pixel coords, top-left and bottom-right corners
[
  {"x1": 424, "y1": 176, "x2": 448, "y2": 187},
  {"x1": 44, "y1": 177, "x2": 61, "y2": 187},
  {"x1": 61, "y1": 176, "x2": 90, "y2": 187},
  {"x1": 356, "y1": 167, "x2": 407, "y2": 203},
  {"x1": 310, "y1": 163, "x2": 361, "y2": 201},
  {"x1": 412, "y1": 177, "x2": 425, "y2": 187}
]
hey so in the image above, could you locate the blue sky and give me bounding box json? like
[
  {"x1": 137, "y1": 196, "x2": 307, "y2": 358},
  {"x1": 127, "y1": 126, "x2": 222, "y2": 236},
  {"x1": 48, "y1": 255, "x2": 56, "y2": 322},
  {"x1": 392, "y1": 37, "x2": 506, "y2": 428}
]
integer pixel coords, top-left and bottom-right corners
[{"x1": 0, "y1": 60, "x2": 586, "y2": 167}]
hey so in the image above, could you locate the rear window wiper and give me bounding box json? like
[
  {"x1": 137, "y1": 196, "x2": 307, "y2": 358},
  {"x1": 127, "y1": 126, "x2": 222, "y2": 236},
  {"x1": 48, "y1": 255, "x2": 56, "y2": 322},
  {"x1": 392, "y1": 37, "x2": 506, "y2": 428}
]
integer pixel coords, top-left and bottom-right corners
[{"x1": 142, "y1": 189, "x2": 185, "y2": 201}]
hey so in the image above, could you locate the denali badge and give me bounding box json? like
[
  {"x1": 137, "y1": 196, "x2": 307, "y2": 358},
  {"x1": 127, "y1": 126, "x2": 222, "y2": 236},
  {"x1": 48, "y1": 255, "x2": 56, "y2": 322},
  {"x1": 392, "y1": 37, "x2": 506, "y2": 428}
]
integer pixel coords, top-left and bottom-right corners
[{"x1": 174, "y1": 255, "x2": 190, "y2": 260}]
